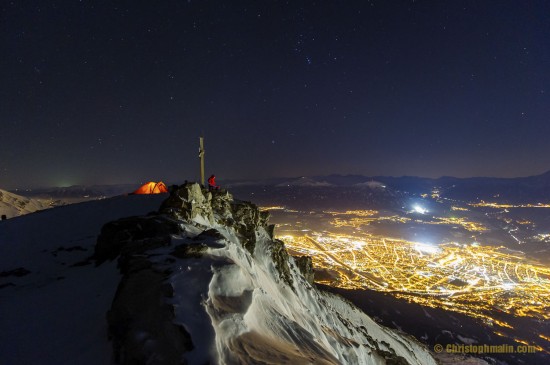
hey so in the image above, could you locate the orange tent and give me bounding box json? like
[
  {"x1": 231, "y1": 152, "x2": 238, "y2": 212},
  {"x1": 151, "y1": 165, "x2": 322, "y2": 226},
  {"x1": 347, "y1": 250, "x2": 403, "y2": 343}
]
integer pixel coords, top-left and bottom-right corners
[{"x1": 133, "y1": 181, "x2": 169, "y2": 194}]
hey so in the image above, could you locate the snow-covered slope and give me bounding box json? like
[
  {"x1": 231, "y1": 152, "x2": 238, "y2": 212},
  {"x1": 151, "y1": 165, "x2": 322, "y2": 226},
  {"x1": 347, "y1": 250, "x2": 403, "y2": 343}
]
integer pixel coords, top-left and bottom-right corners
[
  {"x1": 0, "y1": 188, "x2": 51, "y2": 218},
  {"x1": 0, "y1": 194, "x2": 167, "y2": 364},
  {"x1": 1, "y1": 184, "x2": 437, "y2": 364}
]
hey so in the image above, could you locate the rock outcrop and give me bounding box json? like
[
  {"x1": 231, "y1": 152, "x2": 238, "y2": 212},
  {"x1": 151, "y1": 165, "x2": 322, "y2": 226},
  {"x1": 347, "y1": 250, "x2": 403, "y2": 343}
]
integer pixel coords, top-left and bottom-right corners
[
  {"x1": 107, "y1": 265, "x2": 194, "y2": 365},
  {"x1": 160, "y1": 183, "x2": 214, "y2": 223},
  {"x1": 294, "y1": 255, "x2": 315, "y2": 284},
  {"x1": 94, "y1": 214, "x2": 180, "y2": 265}
]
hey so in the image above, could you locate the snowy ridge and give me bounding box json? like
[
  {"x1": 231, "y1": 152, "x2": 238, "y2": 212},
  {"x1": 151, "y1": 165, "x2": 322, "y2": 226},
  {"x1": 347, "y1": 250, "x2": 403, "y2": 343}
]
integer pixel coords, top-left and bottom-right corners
[
  {"x1": 0, "y1": 188, "x2": 51, "y2": 218},
  {"x1": 106, "y1": 183, "x2": 437, "y2": 364},
  {"x1": 203, "y1": 230, "x2": 433, "y2": 364}
]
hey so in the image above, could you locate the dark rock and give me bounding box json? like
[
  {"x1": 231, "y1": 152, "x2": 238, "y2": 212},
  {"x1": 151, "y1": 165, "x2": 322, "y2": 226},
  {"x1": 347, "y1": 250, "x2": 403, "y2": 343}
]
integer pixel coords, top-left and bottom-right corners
[
  {"x1": 230, "y1": 201, "x2": 270, "y2": 254},
  {"x1": 269, "y1": 239, "x2": 293, "y2": 287},
  {"x1": 119, "y1": 236, "x2": 172, "y2": 258},
  {"x1": 374, "y1": 349, "x2": 409, "y2": 365},
  {"x1": 171, "y1": 243, "x2": 209, "y2": 259},
  {"x1": 294, "y1": 256, "x2": 315, "y2": 284},
  {"x1": 108, "y1": 267, "x2": 193, "y2": 365},
  {"x1": 117, "y1": 255, "x2": 153, "y2": 275},
  {"x1": 70, "y1": 258, "x2": 93, "y2": 267},
  {"x1": 95, "y1": 216, "x2": 178, "y2": 265},
  {"x1": 211, "y1": 190, "x2": 233, "y2": 221},
  {"x1": 160, "y1": 184, "x2": 271, "y2": 254},
  {"x1": 194, "y1": 228, "x2": 225, "y2": 241},
  {"x1": 266, "y1": 224, "x2": 275, "y2": 239},
  {"x1": 0, "y1": 267, "x2": 31, "y2": 278},
  {"x1": 0, "y1": 282, "x2": 15, "y2": 289},
  {"x1": 191, "y1": 229, "x2": 226, "y2": 250},
  {"x1": 159, "y1": 183, "x2": 213, "y2": 223}
]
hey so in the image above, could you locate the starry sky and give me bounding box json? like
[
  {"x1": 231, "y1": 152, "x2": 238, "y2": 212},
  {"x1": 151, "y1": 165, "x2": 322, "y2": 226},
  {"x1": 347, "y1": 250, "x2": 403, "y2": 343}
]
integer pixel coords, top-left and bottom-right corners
[{"x1": 1, "y1": 1, "x2": 549, "y2": 189}]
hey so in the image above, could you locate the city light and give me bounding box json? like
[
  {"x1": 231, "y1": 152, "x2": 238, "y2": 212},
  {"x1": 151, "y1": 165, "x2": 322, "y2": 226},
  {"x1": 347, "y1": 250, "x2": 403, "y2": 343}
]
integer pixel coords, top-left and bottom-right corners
[
  {"x1": 413, "y1": 205, "x2": 428, "y2": 214},
  {"x1": 274, "y1": 207, "x2": 550, "y2": 351}
]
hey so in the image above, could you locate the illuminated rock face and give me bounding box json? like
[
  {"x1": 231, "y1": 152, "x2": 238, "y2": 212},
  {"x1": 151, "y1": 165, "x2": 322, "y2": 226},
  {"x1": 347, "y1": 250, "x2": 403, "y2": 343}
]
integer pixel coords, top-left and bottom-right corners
[
  {"x1": 160, "y1": 182, "x2": 214, "y2": 223},
  {"x1": 97, "y1": 183, "x2": 437, "y2": 365},
  {"x1": 294, "y1": 255, "x2": 315, "y2": 284}
]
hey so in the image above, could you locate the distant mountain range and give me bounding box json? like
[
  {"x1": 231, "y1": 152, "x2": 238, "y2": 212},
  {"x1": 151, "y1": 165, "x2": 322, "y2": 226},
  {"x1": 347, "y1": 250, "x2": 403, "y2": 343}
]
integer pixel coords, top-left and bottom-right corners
[
  {"x1": 231, "y1": 170, "x2": 550, "y2": 188},
  {"x1": 227, "y1": 170, "x2": 550, "y2": 204},
  {"x1": 8, "y1": 170, "x2": 550, "y2": 208}
]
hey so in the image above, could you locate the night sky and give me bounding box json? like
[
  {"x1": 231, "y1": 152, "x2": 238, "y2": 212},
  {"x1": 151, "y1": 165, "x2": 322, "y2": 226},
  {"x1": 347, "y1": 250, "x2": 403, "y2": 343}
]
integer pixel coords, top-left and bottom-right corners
[{"x1": 2, "y1": 1, "x2": 549, "y2": 189}]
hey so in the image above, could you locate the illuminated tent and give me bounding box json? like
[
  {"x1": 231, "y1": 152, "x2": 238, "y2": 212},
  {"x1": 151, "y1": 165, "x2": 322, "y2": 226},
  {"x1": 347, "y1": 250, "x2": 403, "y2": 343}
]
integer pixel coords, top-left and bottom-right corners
[{"x1": 132, "y1": 181, "x2": 169, "y2": 194}]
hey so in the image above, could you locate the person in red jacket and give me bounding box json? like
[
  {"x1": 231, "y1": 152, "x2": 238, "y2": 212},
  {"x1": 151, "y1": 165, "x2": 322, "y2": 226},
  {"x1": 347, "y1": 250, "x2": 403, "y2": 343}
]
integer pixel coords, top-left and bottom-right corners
[{"x1": 208, "y1": 174, "x2": 220, "y2": 191}]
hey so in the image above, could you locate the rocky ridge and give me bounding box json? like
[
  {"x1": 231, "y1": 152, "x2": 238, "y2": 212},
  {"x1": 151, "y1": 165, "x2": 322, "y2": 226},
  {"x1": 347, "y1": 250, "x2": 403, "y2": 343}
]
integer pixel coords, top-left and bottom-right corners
[{"x1": 95, "y1": 183, "x2": 437, "y2": 365}]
